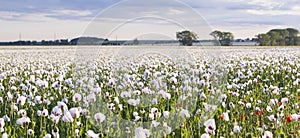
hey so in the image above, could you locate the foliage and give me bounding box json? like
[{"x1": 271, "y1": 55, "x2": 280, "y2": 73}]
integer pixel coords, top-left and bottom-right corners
[
  {"x1": 176, "y1": 30, "x2": 198, "y2": 46},
  {"x1": 210, "y1": 30, "x2": 234, "y2": 46},
  {"x1": 256, "y1": 28, "x2": 300, "y2": 46}
]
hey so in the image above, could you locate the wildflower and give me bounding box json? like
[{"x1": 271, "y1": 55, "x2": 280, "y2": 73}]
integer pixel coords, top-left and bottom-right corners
[
  {"x1": 62, "y1": 111, "x2": 73, "y2": 122},
  {"x1": 2, "y1": 132, "x2": 8, "y2": 138},
  {"x1": 28, "y1": 129, "x2": 34, "y2": 136},
  {"x1": 73, "y1": 93, "x2": 82, "y2": 102},
  {"x1": 281, "y1": 97, "x2": 289, "y2": 104},
  {"x1": 69, "y1": 108, "x2": 80, "y2": 118},
  {"x1": 34, "y1": 96, "x2": 42, "y2": 104},
  {"x1": 162, "y1": 92, "x2": 171, "y2": 100},
  {"x1": 51, "y1": 115, "x2": 60, "y2": 124},
  {"x1": 17, "y1": 109, "x2": 27, "y2": 117},
  {"x1": 223, "y1": 112, "x2": 229, "y2": 121},
  {"x1": 135, "y1": 127, "x2": 150, "y2": 138},
  {"x1": 152, "y1": 120, "x2": 160, "y2": 127},
  {"x1": 0, "y1": 118, "x2": 4, "y2": 128},
  {"x1": 75, "y1": 129, "x2": 80, "y2": 137},
  {"x1": 52, "y1": 129, "x2": 59, "y2": 138},
  {"x1": 262, "y1": 131, "x2": 273, "y2": 138},
  {"x1": 43, "y1": 134, "x2": 51, "y2": 138},
  {"x1": 266, "y1": 106, "x2": 272, "y2": 112},
  {"x1": 233, "y1": 125, "x2": 242, "y2": 133},
  {"x1": 2, "y1": 115, "x2": 10, "y2": 122},
  {"x1": 291, "y1": 114, "x2": 299, "y2": 122},
  {"x1": 17, "y1": 96, "x2": 27, "y2": 106},
  {"x1": 16, "y1": 117, "x2": 31, "y2": 125},
  {"x1": 170, "y1": 77, "x2": 177, "y2": 84},
  {"x1": 87, "y1": 93, "x2": 96, "y2": 103},
  {"x1": 152, "y1": 98, "x2": 158, "y2": 105},
  {"x1": 42, "y1": 109, "x2": 49, "y2": 117},
  {"x1": 286, "y1": 115, "x2": 292, "y2": 123},
  {"x1": 278, "y1": 105, "x2": 284, "y2": 111},
  {"x1": 52, "y1": 106, "x2": 62, "y2": 116},
  {"x1": 163, "y1": 111, "x2": 170, "y2": 119},
  {"x1": 201, "y1": 133, "x2": 210, "y2": 138},
  {"x1": 133, "y1": 112, "x2": 138, "y2": 117},
  {"x1": 108, "y1": 78, "x2": 115, "y2": 87},
  {"x1": 204, "y1": 119, "x2": 216, "y2": 135},
  {"x1": 128, "y1": 99, "x2": 140, "y2": 106},
  {"x1": 246, "y1": 103, "x2": 252, "y2": 108},
  {"x1": 268, "y1": 115, "x2": 276, "y2": 121},
  {"x1": 94, "y1": 113, "x2": 106, "y2": 123},
  {"x1": 149, "y1": 113, "x2": 155, "y2": 120},
  {"x1": 200, "y1": 92, "x2": 207, "y2": 99},
  {"x1": 180, "y1": 109, "x2": 190, "y2": 118},
  {"x1": 114, "y1": 97, "x2": 119, "y2": 104}
]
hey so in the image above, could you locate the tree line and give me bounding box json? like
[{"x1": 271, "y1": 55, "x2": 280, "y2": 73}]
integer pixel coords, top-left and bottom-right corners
[
  {"x1": 256, "y1": 28, "x2": 300, "y2": 46},
  {"x1": 176, "y1": 28, "x2": 300, "y2": 46}
]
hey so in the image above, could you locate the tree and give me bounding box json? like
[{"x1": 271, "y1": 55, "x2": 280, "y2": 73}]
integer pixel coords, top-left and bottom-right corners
[
  {"x1": 176, "y1": 30, "x2": 198, "y2": 46},
  {"x1": 133, "y1": 38, "x2": 139, "y2": 45},
  {"x1": 286, "y1": 28, "x2": 299, "y2": 45},
  {"x1": 256, "y1": 28, "x2": 300, "y2": 46},
  {"x1": 210, "y1": 30, "x2": 234, "y2": 46},
  {"x1": 256, "y1": 34, "x2": 271, "y2": 46}
]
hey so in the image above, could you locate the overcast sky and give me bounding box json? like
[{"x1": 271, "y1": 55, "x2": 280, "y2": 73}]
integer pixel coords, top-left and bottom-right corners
[{"x1": 0, "y1": 0, "x2": 299, "y2": 41}]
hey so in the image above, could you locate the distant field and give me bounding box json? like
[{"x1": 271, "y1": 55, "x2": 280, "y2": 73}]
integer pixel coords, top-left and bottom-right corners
[{"x1": 0, "y1": 46, "x2": 299, "y2": 137}]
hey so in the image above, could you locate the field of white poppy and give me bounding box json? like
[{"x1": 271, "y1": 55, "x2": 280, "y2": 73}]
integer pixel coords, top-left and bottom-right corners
[{"x1": 0, "y1": 46, "x2": 300, "y2": 138}]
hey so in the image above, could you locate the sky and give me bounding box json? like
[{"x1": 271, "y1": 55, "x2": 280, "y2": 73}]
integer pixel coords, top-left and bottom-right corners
[{"x1": 0, "y1": 0, "x2": 300, "y2": 41}]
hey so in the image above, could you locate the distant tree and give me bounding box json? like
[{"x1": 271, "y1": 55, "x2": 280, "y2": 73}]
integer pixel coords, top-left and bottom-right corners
[
  {"x1": 267, "y1": 31, "x2": 281, "y2": 46},
  {"x1": 295, "y1": 37, "x2": 300, "y2": 46},
  {"x1": 257, "y1": 28, "x2": 300, "y2": 46},
  {"x1": 286, "y1": 28, "x2": 299, "y2": 45},
  {"x1": 176, "y1": 30, "x2": 198, "y2": 46},
  {"x1": 210, "y1": 30, "x2": 234, "y2": 46},
  {"x1": 256, "y1": 34, "x2": 271, "y2": 46},
  {"x1": 133, "y1": 38, "x2": 139, "y2": 45}
]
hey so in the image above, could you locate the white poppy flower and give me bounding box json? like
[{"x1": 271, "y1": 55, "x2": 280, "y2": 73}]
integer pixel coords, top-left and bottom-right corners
[
  {"x1": 163, "y1": 111, "x2": 170, "y2": 119},
  {"x1": 43, "y1": 134, "x2": 51, "y2": 138},
  {"x1": 42, "y1": 109, "x2": 49, "y2": 117},
  {"x1": 233, "y1": 125, "x2": 242, "y2": 133},
  {"x1": 69, "y1": 108, "x2": 80, "y2": 118},
  {"x1": 62, "y1": 111, "x2": 74, "y2": 122},
  {"x1": 17, "y1": 96, "x2": 27, "y2": 106},
  {"x1": 28, "y1": 129, "x2": 34, "y2": 136},
  {"x1": 16, "y1": 117, "x2": 31, "y2": 125},
  {"x1": 201, "y1": 133, "x2": 210, "y2": 138},
  {"x1": 135, "y1": 127, "x2": 150, "y2": 138},
  {"x1": 94, "y1": 113, "x2": 106, "y2": 123},
  {"x1": 262, "y1": 131, "x2": 273, "y2": 138},
  {"x1": 73, "y1": 93, "x2": 82, "y2": 102},
  {"x1": 0, "y1": 118, "x2": 4, "y2": 128},
  {"x1": 180, "y1": 109, "x2": 190, "y2": 118},
  {"x1": 34, "y1": 96, "x2": 42, "y2": 104},
  {"x1": 204, "y1": 119, "x2": 216, "y2": 135},
  {"x1": 87, "y1": 130, "x2": 99, "y2": 138}
]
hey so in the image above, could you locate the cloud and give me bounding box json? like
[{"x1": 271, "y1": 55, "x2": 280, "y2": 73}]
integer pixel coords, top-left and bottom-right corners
[
  {"x1": 168, "y1": 8, "x2": 185, "y2": 15},
  {"x1": 0, "y1": 9, "x2": 95, "y2": 22},
  {"x1": 53, "y1": 9, "x2": 93, "y2": 16},
  {"x1": 246, "y1": 6, "x2": 300, "y2": 16}
]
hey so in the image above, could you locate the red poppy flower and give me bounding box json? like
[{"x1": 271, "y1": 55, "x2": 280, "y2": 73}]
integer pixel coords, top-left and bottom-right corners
[
  {"x1": 219, "y1": 115, "x2": 224, "y2": 120},
  {"x1": 286, "y1": 116, "x2": 292, "y2": 123},
  {"x1": 177, "y1": 103, "x2": 182, "y2": 108}
]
